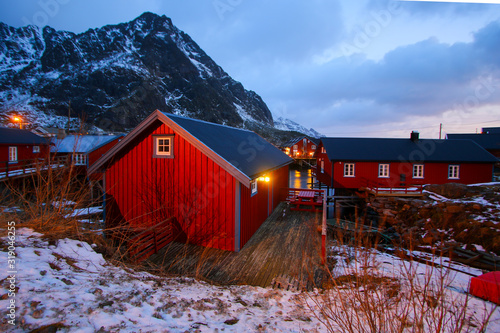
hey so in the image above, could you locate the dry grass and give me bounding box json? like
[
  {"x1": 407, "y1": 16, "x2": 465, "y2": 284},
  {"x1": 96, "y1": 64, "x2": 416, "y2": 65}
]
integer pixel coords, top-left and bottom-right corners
[{"x1": 305, "y1": 220, "x2": 497, "y2": 333}]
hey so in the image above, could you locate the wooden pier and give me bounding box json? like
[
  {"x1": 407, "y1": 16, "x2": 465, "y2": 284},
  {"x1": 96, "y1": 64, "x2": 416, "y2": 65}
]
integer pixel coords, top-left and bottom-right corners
[{"x1": 147, "y1": 202, "x2": 326, "y2": 290}]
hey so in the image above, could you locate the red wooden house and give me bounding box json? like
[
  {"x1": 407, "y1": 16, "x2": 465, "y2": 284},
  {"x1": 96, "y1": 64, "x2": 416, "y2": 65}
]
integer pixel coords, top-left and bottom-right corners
[
  {"x1": 89, "y1": 110, "x2": 293, "y2": 254},
  {"x1": 281, "y1": 136, "x2": 319, "y2": 159},
  {"x1": 316, "y1": 132, "x2": 498, "y2": 192},
  {"x1": 51, "y1": 134, "x2": 124, "y2": 174},
  {"x1": 0, "y1": 127, "x2": 51, "y2": 178}
]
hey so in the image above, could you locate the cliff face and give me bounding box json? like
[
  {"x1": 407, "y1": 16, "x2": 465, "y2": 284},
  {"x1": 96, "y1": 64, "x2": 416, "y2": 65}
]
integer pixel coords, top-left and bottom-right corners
[{"x1": 0, "y1": 12, "x2": 274, "y2": 131}]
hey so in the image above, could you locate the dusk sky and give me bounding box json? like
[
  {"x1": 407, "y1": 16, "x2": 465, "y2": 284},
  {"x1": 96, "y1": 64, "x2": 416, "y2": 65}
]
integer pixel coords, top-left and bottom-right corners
[{"x1": 1, "y1": 0, "x2": 500, "y2": 138}]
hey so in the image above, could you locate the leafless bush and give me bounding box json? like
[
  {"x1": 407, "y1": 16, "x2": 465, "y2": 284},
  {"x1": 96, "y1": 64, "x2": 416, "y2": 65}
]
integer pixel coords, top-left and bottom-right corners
[{"x1": 305, "y1": 222, "x2": 496, "y2": 333}]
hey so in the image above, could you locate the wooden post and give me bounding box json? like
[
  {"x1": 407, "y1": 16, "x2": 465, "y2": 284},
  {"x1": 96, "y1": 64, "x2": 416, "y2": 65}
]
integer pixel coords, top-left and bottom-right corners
[{"x1": 321, "y1": 189, "x2": 327, "y2": 265}]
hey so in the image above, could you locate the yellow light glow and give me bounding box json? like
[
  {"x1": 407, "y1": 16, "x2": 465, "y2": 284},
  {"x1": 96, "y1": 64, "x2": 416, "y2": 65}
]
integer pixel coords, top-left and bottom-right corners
[
  {"x1": 264, "y1": 177, "x2": 270, "y2": 182},
  {"x1": 258, "y1": 176, "x2": 265, "y2": 181},
  {"x1": 13, "y1": 116, "x2": 21, "y2": 122}
]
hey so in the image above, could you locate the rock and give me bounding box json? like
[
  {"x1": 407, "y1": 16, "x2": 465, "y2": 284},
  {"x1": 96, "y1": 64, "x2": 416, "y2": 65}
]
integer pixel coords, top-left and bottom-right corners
[
  {"x1": 445, "y1": 205, "x2": 464, "y2": 214},
  {"x1": 425, "y1": 183, "x2": 469, "y2": 199}
]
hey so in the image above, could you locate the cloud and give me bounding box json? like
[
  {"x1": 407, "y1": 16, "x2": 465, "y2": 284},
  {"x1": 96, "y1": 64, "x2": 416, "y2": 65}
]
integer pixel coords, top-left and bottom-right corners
[{"x1": 267, "y1": 19, "x2": 500, "y2": 131}]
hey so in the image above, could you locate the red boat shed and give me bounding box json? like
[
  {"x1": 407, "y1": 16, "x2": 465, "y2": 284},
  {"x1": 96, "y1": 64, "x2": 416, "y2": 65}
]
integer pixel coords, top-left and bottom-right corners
[
  {"x1": 281, "y1": 136, "x2": 319, "y2": 159},
  {"x1": 316, "y1": 132, "x2": 498, "y2": 192},
  {"x1": 470, "y1": 271, "x2": 500, "y2": 304},
  {"x1": 89, "y1": 110, "x2": 293, "y2": 254}
]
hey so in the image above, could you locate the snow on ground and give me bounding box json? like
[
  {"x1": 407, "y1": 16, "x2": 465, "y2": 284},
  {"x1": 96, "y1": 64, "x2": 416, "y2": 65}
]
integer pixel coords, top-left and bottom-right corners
[
  {"x1": 1, "y1": 228, "x2": 500, "y2": 332},
  {"x1": 0, "y1": 228, "x2": 322, "y2": 332}
]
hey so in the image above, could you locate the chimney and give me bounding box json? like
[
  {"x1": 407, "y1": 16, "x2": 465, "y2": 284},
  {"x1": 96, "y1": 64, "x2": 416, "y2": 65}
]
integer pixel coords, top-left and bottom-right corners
[{"x1": 410, "y1": 131, "x2": 419, "y2": 142}]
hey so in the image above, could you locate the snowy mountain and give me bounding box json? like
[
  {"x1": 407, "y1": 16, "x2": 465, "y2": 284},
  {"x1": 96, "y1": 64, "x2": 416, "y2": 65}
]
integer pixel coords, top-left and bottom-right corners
[
  {"x1": 0, "y1": 12, "x2": 319, "y2": 140},
  {"x1": 274, "y1": 117, "x2": 323, "y2": 138}
]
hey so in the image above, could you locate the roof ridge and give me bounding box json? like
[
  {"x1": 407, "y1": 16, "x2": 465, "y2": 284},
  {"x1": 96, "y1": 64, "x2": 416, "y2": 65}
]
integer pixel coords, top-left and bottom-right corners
[{"x1": 163, "y1": 112, "x2": 254, "y2": 133}]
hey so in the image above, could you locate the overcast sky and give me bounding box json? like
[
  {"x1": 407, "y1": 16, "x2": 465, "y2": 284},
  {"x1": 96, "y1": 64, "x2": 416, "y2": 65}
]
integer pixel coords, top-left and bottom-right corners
[{"x1": 1, "y1": 0, "x2": 500, "y2": 138}]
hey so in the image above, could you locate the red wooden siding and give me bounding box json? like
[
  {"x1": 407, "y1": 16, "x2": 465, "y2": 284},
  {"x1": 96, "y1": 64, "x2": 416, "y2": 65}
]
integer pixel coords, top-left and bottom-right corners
[
  {"x1": 239, "y1": 166, "x2": 289, "y2": 249},
  {"x1": 330, "y1": 161, "x2": 493, "y2": 189},
  {"x1": 105, "y1": 121, "x2": 236, "y2": 251},
  {"x1": 286, "y1": 138, "x2": 317, "y2": 159},
  {"x1": 315, "y1": 142, "x2": 333, "y2": 187},
  {"x1": 88, "y1": 137, "x2": 122, "y2": 167}
]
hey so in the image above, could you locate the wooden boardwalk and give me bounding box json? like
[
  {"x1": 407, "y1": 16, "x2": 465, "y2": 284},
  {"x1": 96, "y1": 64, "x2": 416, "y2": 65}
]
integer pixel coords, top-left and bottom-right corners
[{"x1": 147, "y1": 202, "x2": 326, "y2": 290}]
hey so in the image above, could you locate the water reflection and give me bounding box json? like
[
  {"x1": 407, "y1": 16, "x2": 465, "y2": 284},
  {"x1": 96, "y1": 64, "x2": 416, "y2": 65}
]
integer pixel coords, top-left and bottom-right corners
[{"x1": 289, "y1": 168, "x2": 314, "y2": 189}]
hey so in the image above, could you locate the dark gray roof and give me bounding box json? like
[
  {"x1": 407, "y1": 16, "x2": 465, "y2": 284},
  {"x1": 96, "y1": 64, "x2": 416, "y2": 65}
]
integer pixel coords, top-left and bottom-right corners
[
  {"x1": 321, "y1": 137, "x2": 498, "y2": 163},
  {"x1": 483, "y1": 127, "x2": 500, "y2": 134},
  {"x1": 166, "y1": 113, "x2": 294, "y2": 179},
  {"x1": 51, "y1": 135, "x2": 123, "y2": 153},
  {"x1": 0, "y1": 127, "x2": 51, "y2": 145},
  {"x1": 447, "y1": 133, "x2": 500, "y2": 151}
]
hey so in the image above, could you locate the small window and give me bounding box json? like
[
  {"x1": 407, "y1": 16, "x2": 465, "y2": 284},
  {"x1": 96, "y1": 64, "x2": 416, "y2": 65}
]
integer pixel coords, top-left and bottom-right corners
[
  {"x1": 73, "y1": 153, "x2": 87, "y2": 165},
  {"x1": 413, "y1": 164, "x2": 424, "y2": 179},
  {"x1": 311, "y1": 145, "x2": 316, "y2": 151},
  {"x1": 448, "y1": 165, "x2": 460, "y2": 179},
  {"x1": 33, "y1": 146, "x2": 40, "y2": 153},
  {"x1": 320, "y1": 160, "x2": 325, "y2": 173},
  {"x1": 303, "y1": 138, "x2": 307, "y2": 146},
  {"x1": 8, "y1": 146, "x2": 17, "y2": 163},
  {"x1": 378, "y1": 164, "x2": 389, "y2": 178},
  {"x1": 154, "y1": 136, "x2": 174, "y2": 158},
  {"x1": 251, "y1": 180, "x2": 258, "y2": 196},
  {"x1": 344, "y1": 163, "x2": 355, "y2": 177},
  {"x1": 321, "y1": 147, "x2": 326, "y2": 154}
]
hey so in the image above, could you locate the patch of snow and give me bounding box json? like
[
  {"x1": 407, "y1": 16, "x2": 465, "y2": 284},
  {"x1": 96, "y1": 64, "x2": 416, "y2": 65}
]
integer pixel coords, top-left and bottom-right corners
[{"x1": 274, "y1": 116, "x2": 323, "y2": 138}]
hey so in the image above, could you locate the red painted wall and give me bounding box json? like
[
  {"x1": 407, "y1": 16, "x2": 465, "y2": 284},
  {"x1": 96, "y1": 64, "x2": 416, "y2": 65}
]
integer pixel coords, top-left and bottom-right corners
[
  {"x1": 88, "y1": 137, "x2": 122, "y2": 167},
  {"x1": 0, "y1": 144, "x2": 50, "y2": 170},
  {"x1": 239, "y1": 165, "x2": 289, "y2": 249},
  {"x1": 315, "y1": 142, "x2": 333, "y2": 187},
  {"x1": 329, "y1": 161, "x2": 493, "y2": 189},
  {"x1": 105, "y1": 121, "x2": 236, "y2": 251}
]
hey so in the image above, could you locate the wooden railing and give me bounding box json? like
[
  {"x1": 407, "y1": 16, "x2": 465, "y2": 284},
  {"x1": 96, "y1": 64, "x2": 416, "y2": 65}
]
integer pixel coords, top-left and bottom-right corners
[
  {"x1": 361, "y1": 178, "x2": 423, "y2": 196},
  {"x1": 0, "y1": 156, "x2": 69, "y2": 180},
  {"x1": 128, "y1": 217, "x2": 175, "y2": 263}
]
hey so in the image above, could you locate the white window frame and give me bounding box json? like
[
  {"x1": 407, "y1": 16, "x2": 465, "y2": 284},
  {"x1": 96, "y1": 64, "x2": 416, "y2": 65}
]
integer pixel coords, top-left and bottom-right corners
[
  {"x1": 448, "y1": 165, "x2": 460, "y2": 179},
  {"x1": 303, "y1": 138, "x2": 307, "y2": 146},
  {"x1": 154, "y1": 135, "x2": 174, "y2": 158},
  {"x1": 33, "y1": 145, "x2": 40, "y2": 153},
  {"x1": 378, "y1": 164, "x2": 389, "y2": 178},
  {"x1": 251, "y1": 180, "x2": 258, "y2": 196},
  {"x1": 311, "y1": 145, "x2": 316, "y2": 151},
  {"x1": 413, "y1": 164, "x2": 424, "y2": 179},
  {"x1": 8, "y1": 146, "x2": 17, "y2": 163},
  {"x1": 344, "y1": 163, "x2": 355, "y2": 177},
  {"x1": 73, "y1": 153, "x2": 87, "y2": 165}
]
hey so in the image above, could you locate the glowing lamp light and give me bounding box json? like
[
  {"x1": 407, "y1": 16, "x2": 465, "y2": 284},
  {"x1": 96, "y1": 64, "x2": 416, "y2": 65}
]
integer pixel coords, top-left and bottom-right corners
[
  {"x1": 264, "y1": 177, "x2": 270, "y2": 182},
  {"x1": 258, "y1": 176, "x2": 265, "y2": 182}
]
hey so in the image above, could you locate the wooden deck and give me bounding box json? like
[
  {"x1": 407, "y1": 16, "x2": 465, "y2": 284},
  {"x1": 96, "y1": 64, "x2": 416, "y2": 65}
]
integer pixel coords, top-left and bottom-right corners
[{"x1": 146, "y1": 202, "x2": 326, "y2": 290}]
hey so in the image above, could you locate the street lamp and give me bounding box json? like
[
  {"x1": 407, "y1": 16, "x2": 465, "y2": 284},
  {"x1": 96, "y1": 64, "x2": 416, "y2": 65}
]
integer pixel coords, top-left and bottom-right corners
[{"x1": 12, "y1": 116, "x2": 22, "y2": 129}]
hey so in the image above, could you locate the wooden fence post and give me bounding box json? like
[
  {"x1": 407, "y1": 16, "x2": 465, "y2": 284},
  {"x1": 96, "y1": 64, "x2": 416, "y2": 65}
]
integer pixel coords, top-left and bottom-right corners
[{"x1": 321, "y1": 189, "x2": 327, "y2": 265}]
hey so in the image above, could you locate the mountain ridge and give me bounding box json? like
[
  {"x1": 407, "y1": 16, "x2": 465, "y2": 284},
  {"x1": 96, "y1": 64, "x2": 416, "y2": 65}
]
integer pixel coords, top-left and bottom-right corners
[{"x1": 0, "y1": 12, "x2": 321, "y2": 142}]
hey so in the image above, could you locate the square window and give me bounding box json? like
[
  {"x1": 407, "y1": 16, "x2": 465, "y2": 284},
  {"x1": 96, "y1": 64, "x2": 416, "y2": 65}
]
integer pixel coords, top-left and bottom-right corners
[
  {"x1": 413, "y1": 164, "x2": 424, "y2": 179},
  {"x1": 448, "y1": 165, "x2": 460, "y2": 179},
  {"x1": 344, "y1": 163, "x2": 355, "y2": 177},
  {"x1": 33, "y1": 146, "x2": 40, "y2": 153},
  {"x1": 378, "y1": 164, "x2": 389, "y2": 178},
  {"x1": 154, "y1": 136, "x2": 174, "y2": 158}
]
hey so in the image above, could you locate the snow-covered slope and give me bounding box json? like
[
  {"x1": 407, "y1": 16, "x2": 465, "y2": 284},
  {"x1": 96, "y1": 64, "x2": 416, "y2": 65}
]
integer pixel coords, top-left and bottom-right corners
[
  {"x1": 0, "y1": 13, "x2": 273, "y2": 132},
  {"x1": 274, "y1": 117, "x2": 323, "y2": 138}
]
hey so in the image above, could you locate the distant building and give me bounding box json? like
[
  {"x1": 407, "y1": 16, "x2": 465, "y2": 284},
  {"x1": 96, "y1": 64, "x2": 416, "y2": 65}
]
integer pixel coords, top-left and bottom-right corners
[
  {"x1": 32, "y1": 127, "x2": 66, "y2": 139},
  {"x1": 281, "y1": 136, "x2": 319, "y2": 159},
  {"x1": 0, "y1": 127, "x2": 51, "y2": 171},
  {"x1": 89, "y1": 110, "x2": 293, "y2": 258},
  {"x1": 447, "y1": 128, "x2": 500, "y2": 159},
  {"x1": 316, "y1": 131, "x2": 498, "y2": 192},
  {"x1": 51, "y1": 134, "x2": 124, "y2": 172}
]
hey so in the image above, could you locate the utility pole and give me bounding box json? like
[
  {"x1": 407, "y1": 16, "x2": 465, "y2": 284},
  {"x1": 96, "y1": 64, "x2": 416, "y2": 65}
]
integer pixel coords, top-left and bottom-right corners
[
  {"x1": 439, "y1": 123, "x2": 443, "y2": 139},
  {"x1": 67, "y1": 101, "x2": 71, "y2": 133}
]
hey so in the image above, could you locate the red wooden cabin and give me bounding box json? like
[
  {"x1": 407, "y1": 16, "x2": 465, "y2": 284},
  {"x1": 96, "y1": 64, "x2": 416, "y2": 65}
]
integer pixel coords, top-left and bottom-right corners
[
  {"x1": 0, "y1": 127, "x2": 51, "y2": 177},
  {"x1": 51, "y1": 134, "x2": 124, "y2": 170},
  {"x1": 89, "y1": 110, "x2": 293, "y2": 255},
  {"x1": 281, "y1": 136, "x2": 319, "y2": 159},
  {"x1": 316, "y1": 132, "x2": 498, "y2": 192}
]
